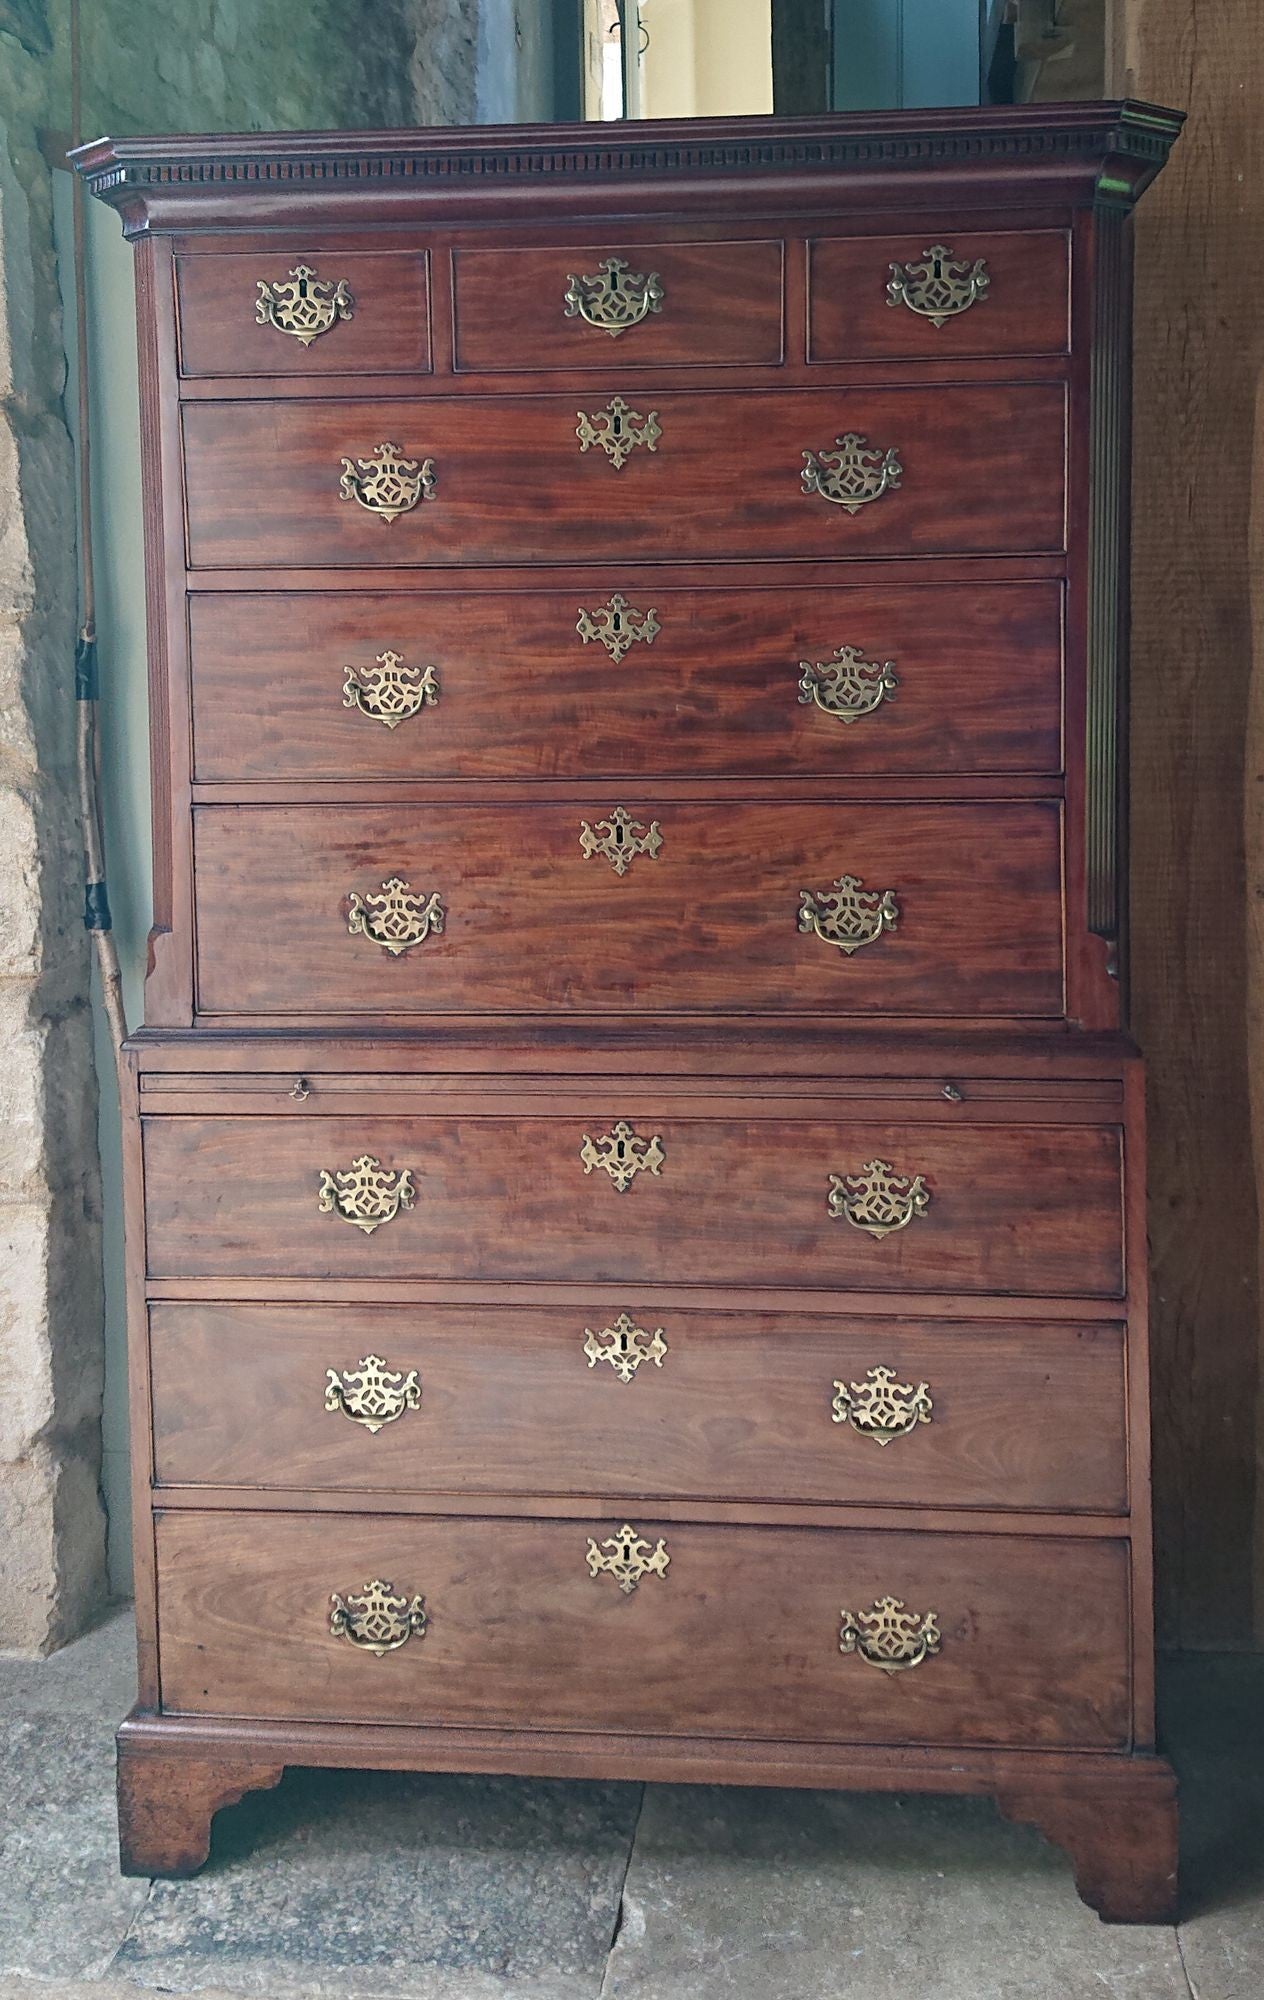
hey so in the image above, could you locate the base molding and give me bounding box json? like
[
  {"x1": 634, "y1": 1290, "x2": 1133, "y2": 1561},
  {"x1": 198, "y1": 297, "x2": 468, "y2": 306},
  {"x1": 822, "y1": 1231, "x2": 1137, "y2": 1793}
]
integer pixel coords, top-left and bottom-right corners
[{"x1": 117, "y1": 1712, "x2": 1178, "y2": 1920}]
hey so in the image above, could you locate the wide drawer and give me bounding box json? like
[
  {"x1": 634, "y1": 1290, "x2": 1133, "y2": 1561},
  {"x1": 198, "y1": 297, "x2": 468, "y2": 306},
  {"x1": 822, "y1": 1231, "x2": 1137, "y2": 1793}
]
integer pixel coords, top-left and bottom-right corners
[
  {"x1": 176, "y1": 249, "x2": 431, "y2": 379},
  {"x1": 191, "y1": 800, "x2": 1064, "y2": 1019},
  {"x1": 141, "y1": 1110, "x2": 1125, "y2": 1295},
  {"x1": 189, "y1": 582, "x2": 1063, "y2": 782},
  {"x1": 809, "y1": 230, "x2": 1070, "y2": 362},
  {"x1": 451, "y1": 239, "x2": 784, "y2": 371},
  {"x1": 154, "y1": 1511, "x2": 1131, "y2": 1749},
  {"x1": 180, "y1": 385, "x2": 1066, "y2": 568},
  {"x1": 150, "y1": 1302, "x2": 1128, "y2": 1513}
]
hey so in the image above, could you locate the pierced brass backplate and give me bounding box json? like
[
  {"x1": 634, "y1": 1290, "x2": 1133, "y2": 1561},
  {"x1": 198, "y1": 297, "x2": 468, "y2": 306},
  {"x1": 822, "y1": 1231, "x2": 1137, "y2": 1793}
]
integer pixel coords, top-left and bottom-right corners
[
  {"x1": 346, "y1": 877, "x2": 445, "y2": 956},
  {"x1": 887, "y1": 243, "x2": 990, "y2": 326},
  {"x1": 584, "y1": 1313, "x2": 668, "y2": 1383},
  {"x1": 325, "y1": 1354, "x2": 422, "y2": 1433},
  {"x1": 579, "y1": 806, "x2": 662, "y2": 876},
  {"x1": 586, "y1": 1523, "x2": 670, "y2": 1593},
  {"x1": 564, "y1": 255, "x2": 664, "y2": 335},
  {"x1": 339, "y1": 442, "x2": 436, "y2": 522},
  {"x1": 576, "y1": 396, "x2": 661, "y2": 469},
  {"x1": 343, "y1": 651, "x2": 439, "y2": 728},
  {"x1": 802, "y1": 432, "x2": 902, "y2": 512},
  {"x1": 798, "y1": 646, "x2": 899, "y2": 724},
  {"x1": 256, "y1": 263, "x2": 354, "y2": 344},
  {"x1": 828, "y1": 1160, "x2": 931, "y2": 1239},
  {"x1": 839, "y1": 1596, "x2": 941, "y2": 1674},
  {"x1": 580, "y1": 1120, "x2": 665, "y2": 1193},
  {"x1": 799, "y1": 874, "x2": 899, "y2": 955},
  {"x1": 576, "y1": 594, "x2": 661, "y2": 664},
  {"x1": 832, "y1": 1365, "x2": 933, "y2": 1445},
  {"x1": 317, "y1": 1155, "x2": 416, "y2": 1234},
  {"x1": 329, "y1": 1579, "x2": 427, "y2": 1655}
]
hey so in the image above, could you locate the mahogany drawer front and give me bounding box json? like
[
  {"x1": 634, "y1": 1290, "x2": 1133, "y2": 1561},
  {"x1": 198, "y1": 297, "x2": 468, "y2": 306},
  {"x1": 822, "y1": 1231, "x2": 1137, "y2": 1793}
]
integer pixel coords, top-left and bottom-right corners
[
  {"x1": 176, "y1": 250, "x2": 431, "y2": 379},
  {"x1": 451, "y1": 240, "x2": 784, "y2": 371},
  {"x1": 191, "y1": 800, "x2": 1064, "y2": 1020},
  {"x1": 154, "y1": 1511, "x2": 1131, "y2": 1750},
  {"x1": 150, "y1": 1302, "x2": 1128, "y2": 1513},
  {"x1": 189, "y1": 582, "x2": 1063, "y2": 783},
  {"x1": 141, "y1": 1112, "x2": 1124, "y2": 1296},
  {"x1": 809, "y1": 231, "x2": 1070, "y2": 362},
  {"x1": 180, "y1": 385, "x2": 1066, "y2": 569}
]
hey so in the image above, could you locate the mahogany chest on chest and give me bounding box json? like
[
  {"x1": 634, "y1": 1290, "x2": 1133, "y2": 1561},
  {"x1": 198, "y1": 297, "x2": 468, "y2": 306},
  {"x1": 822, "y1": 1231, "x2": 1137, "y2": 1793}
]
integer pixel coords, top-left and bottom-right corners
[{"x1": 77, "y1": 100, "x2": 1183, "y2": 1922}]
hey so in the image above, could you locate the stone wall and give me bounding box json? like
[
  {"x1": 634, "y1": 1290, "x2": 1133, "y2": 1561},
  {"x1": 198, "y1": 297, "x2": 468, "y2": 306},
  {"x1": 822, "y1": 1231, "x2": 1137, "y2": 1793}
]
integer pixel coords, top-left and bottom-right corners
[{"x1": 0, "y1": 0, "x2": 547, "y2": 1653}]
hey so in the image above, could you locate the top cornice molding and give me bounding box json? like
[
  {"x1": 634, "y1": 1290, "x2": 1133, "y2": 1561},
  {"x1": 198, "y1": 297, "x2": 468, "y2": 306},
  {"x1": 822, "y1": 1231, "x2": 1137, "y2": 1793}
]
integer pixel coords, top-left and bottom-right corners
[{"x1": 72, "y1": 102, "x2": 1183, "y2": 237}]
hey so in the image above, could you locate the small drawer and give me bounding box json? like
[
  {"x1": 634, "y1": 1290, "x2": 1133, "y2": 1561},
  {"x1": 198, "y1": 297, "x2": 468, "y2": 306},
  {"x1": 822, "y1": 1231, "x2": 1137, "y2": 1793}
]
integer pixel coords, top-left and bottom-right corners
[
  {"x1": 141, "y1": 1104, "x2": 1125, "y2": 1296},
  {"x1": 151, "y1": 1302, "x2": 1128, "y2": 1514},
  {"x1": 189, "y1": 582, "x2": 1064, "y2": 784},
  {"x1": 190, "y1": 799, "x2": 1065, "y2": 1020},
  {"x1": 154, "y1": 1510, "x2": 1131, "y2": 1750},
  {"x1": 809, "y1": 231, "x2": 1070, "y2": 362},
  {"x1": 175, "y1": 250, "x2": 431, "y2": 379},
  {"x1": 452, "y1": 239, "x2": 784, "y2": 371},
  {"x1": 180, "y1": 384, "x2": 1066, "y2": 568}
]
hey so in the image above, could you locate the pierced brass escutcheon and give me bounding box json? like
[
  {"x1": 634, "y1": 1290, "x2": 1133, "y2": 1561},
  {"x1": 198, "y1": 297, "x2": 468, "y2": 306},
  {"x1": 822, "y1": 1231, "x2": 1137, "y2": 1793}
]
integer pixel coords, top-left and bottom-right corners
[
  {"x1": 839, "y1": 1596, "x2": 941, "y2": 1675},
  {"x1": 798, "y1": 646, "x2": 899, "y2": 725},
  {"x1": 325, "y1": 1354, "x2": 422, "y2": 1433},
  {"x1": 576, "y1": 396, "x2": 661, "y2": 470},
  {"x1": 802, "y1": 432, "x2": 902, "y2": 512},
  {"x1": 317, "y1": 1155, "x2": 416, "y2": 1234},
  {"x1": 564, "y1": 255, "x2": 665, "y2": 336},
  {"x1": 339, "y1": 442, "x2": 436, "y2": 523},
  {"x1": 828, "y1": 1160, "x2": 931, "y2": 1240},
  {"x1": 329, "y1": 1579, "x2": 427, "y2": 1656},
  {"x1": 832, "y1": 1365, "x2": 933, "y2": 1446},
  {"x1": 346, "y1": 877, "x2": 445, "y2": 956},
  {"x1": 584, "y1": 1313, "x2": 668, "y2": 1383},
  {"x1": 586, "y1": 1523, "x2": 670, "y2": 1593},
  {"x1": 580, "y1": 1120, "x2": 665, "y2": 1194},
  {"x1": 579, "y1": 805, "x2": 662, "y2": 876},
  {"x1": 799, "y1": 874, "x2": 899, "y2": 955},
  {"x1": 343, "y1": 651, "x2": 439, "y2": 728},
  {"x1": 256, "y1": 263, "x2": 354, "y2": 344},
  {"x1": 887, "y1": 243, "x2": 990, "y2": 327},
  {"x1": 576, "y1": 593, "x2": 661, "y2": 664}
]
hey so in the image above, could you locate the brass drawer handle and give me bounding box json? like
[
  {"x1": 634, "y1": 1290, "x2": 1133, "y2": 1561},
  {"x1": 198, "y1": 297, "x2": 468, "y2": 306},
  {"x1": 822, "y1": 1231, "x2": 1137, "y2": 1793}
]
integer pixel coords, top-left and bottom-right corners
[
  {"x1": 799, "y1": 646, "x2": 898, "y2": 724},
  {"x1": 325, "y1": 1354, "x2": 422, "y2": 1433},
  {"x1": 802, "y1": 431, "x2": 902, "y2": 512},
  {"x1": 832, "y1": 1365, "x2": 933, "y2": 1444},
  {"x1": 339, "y1": 442, "x2": 436, "y2": 523},
  {"x1": 579, "y1": 806, "x2": 662, "y2": 876},
  {"x1": 839, "y1": 1596, "x2": 941, "y2": 1674},
  {"x1": 343, "y1": 651, "x2": 439, "y2": 728},
  {"x1": 256, "y1": 263, "x2": 354, "y2": 344},
  {"x1": 580, "y1": 1120, "x2": 665, "y2": 1193},
  {"x1": 586, "y1": 1523, "x2": 670, "y2": 1593},
  {"x1": 564, "y1": 255, "x2": 664, "y2": 336},
  {"x1": 576, "y1": 593, "x2": 660, "y2": 663},
  {"x1": 887, "y1": 243, "x2": 990, "y2": 326},
  {"x1": 577, "y1": 395, "x2": 661, "y2": 469},
  {"x1": 317, "y1": 1155, "x2": 415, "y2": 1234},
  {"x1": 799, "y1": 874, "x2": 899, "y2": 955},
  {"x1": 584, "y1": 1313, "x2": 668, "y2": 1382},
  {"x1": 329, "y1": 1580, "x2": 427, "y2": 1656},
  {"x1": 346, "y1": 877, "x2": 445, "y2": 956},
  {"x1": 829, "y1": 1159, "x2": 931, "y2": 1239}
]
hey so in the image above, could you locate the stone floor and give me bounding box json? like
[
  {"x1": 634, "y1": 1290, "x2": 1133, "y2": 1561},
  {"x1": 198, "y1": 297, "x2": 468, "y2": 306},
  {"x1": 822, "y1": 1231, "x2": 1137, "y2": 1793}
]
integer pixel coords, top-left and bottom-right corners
[{"x1": 0, "y1": 1609, "x2": 1260, "y2": 2000}]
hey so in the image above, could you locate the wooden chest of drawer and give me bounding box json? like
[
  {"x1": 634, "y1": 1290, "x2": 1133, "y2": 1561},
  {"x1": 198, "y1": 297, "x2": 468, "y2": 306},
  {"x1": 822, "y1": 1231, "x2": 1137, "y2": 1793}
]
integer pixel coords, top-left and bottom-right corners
[
  {"x1": 181, "y1": 385, "x2": 1066, "y2": 568},
  {"x1": 150, "y1": 1301, "x2": 1128, "y2": 1513},
  {"x1": 141, "y1": 1105, "x2": 1124, "y2": 1296},
  {"x1": 154, "y1": 1511, "x2": 1132, "y2": 1751},
  {"x1": 189, "y1": 582, "x2": 1063, "y2": 783}
]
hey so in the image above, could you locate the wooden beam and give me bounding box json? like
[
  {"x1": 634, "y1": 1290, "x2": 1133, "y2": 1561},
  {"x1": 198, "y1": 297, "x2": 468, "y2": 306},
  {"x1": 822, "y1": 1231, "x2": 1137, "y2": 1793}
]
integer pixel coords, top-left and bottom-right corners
[{"x1": 772, "y1": 0, "x2": 831, "y2": 113}]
